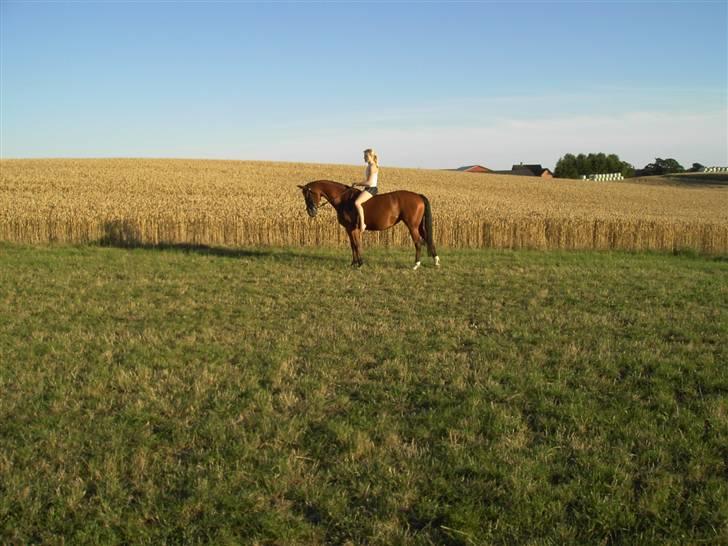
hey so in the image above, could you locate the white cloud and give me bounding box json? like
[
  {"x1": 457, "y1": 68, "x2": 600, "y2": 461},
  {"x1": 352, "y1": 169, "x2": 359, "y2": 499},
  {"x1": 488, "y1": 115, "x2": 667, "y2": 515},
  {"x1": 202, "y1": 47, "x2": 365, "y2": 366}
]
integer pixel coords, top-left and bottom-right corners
[{"x1": 240, "y1": 109, "x2": 727, "y2": 170}]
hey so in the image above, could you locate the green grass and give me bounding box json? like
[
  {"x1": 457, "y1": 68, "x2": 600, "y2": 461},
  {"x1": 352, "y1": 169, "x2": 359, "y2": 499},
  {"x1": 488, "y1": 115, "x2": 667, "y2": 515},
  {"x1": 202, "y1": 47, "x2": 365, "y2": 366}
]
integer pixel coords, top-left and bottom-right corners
[{"x1": 1, "y1": 243, "x2": 726, "y2": 545}]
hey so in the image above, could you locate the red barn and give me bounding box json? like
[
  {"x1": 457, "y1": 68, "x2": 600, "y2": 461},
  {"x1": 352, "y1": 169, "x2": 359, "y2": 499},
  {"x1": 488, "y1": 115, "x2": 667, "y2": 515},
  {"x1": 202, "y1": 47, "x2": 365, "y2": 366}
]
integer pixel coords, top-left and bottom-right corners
[{"x1": 454, "y1": 165, "x2": 493, "y2": 173}]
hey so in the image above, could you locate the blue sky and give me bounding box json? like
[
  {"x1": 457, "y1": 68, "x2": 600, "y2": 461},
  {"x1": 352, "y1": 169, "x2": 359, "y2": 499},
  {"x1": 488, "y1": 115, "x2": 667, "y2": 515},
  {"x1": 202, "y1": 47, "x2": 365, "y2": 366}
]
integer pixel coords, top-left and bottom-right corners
[{"x1": 1, "y1": 1, "x2": 726, "y2": 169}]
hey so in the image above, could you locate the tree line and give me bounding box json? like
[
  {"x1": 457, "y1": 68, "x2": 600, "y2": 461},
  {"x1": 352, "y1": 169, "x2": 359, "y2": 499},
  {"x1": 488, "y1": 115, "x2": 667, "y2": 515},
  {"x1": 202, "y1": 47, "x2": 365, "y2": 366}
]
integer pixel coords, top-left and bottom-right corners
[{"x1": 554, "y1": 153, "x2": 705, "y2": 179}]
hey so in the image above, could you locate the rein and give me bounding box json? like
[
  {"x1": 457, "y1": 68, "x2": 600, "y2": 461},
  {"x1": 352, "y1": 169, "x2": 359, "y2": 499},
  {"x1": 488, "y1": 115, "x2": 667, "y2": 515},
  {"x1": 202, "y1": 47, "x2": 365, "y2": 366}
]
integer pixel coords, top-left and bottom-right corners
[{"x1": 308, "y1": 185, "x2": 358, "y2": 212}]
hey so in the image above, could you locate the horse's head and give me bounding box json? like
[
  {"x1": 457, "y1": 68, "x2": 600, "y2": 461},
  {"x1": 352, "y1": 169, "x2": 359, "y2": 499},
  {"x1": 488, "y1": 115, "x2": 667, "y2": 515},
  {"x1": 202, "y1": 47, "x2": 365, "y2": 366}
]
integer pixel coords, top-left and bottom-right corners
[{"x1": 298, "y1": 182, "x2": 323, "y2": 218}]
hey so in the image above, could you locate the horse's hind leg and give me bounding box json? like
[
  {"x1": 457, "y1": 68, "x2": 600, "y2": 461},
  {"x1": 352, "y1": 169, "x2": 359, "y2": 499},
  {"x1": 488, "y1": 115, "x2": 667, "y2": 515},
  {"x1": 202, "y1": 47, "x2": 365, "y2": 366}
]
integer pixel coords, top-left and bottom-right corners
[
  {"x1": 408, "y1": 223, "x2": 423, "y2": 270},
  {"x1": 419, "y1": 216, "x2": 440, "y2": 267}
]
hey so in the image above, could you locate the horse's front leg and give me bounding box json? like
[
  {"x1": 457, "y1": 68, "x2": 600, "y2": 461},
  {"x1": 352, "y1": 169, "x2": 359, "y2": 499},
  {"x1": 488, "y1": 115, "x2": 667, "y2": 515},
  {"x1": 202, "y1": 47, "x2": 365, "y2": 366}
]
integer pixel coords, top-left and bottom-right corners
[
  {"x1": 353, "y1": 228, "x2": 364, "y2": 267},
  {"x1": 346, "y1": 228, "x2": 358, "y2": 267},
  {"x1": 340, "y1": 212, "x2": 363, "y2": 267}
]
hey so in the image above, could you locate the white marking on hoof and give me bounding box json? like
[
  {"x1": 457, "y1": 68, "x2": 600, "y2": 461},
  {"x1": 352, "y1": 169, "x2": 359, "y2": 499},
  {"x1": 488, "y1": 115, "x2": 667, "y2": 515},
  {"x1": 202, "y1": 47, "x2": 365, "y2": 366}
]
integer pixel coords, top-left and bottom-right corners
[
  {"x1": 434, "y1": 256, "x2": 441, "y2": 267},
  {"x1": 413, "y1": 261, "x2": 421, "y2": 270}
]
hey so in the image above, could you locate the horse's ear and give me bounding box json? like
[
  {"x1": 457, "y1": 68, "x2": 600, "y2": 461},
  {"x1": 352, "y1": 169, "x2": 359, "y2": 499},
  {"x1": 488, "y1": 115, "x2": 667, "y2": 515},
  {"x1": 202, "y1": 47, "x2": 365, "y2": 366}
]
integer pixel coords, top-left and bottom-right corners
[{"x1": 297, "y1": 184, "x2": 303, "y2": 189}]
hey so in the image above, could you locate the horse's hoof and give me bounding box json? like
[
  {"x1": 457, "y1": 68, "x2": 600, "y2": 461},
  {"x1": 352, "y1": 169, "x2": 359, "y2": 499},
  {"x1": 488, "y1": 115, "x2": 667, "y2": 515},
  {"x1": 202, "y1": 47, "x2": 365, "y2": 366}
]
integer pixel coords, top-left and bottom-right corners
[
  {"x1": 413, "y1": 261, "x2": 421, "y2": 270},
  {"x1": 434, "y1": 256, "x2": 441, "y2": 267}
]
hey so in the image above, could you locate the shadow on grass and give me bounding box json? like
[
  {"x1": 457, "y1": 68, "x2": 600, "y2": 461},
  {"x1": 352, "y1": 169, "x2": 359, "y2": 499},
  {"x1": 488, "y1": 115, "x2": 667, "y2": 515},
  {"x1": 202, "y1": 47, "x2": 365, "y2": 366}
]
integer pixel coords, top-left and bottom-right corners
[
  {"x1": 96, "y1": 221, "x2": 334, "y2": 262},
  {"x1": 96, "y1": 219, "x2": 421, "y2": 266},
  {"x1": 98, "y1": 241, "x2": 429, "y2": 269},
  {"x1": 98, "y1": 239, "x2": 346, "y2": 263}
]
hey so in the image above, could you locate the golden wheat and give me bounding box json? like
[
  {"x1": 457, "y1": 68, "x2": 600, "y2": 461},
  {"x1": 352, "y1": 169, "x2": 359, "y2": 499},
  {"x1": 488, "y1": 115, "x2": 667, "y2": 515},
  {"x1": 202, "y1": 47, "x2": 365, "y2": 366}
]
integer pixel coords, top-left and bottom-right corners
[{"x1": 1, "y1": 158, "x2": 727, "y2": 253}]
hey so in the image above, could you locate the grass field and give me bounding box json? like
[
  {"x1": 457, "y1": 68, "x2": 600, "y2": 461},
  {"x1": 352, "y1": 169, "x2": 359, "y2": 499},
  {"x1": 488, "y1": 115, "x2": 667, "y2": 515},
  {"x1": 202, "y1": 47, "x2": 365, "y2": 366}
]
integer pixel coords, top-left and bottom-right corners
[
  {"x1": 1, "y1": 243, "x2": 726, "y2": 544},
  {"x1": 2, "y1": 159, "x2": 727, "y2": 253}
]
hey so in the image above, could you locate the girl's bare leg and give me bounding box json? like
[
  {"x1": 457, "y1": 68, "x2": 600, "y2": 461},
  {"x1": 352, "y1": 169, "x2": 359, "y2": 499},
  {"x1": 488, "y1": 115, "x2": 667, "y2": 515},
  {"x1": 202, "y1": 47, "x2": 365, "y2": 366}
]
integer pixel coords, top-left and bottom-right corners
[{"x1": 354, "y1": 191, "x2": 373, "y2": 231}]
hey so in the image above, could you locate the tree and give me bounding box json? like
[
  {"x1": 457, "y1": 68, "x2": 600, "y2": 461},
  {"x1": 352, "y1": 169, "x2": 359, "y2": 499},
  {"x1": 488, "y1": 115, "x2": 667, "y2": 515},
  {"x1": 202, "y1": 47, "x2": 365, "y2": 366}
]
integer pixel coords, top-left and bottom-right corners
[
  {"x1": 607, "y1": 154, "x2": 621, "y2": 173},
  {"x1": 593, "y1": 153, "x2": 608, "y2": 174},
  {"x1": 620, "y1": 161, "x2": 635, "y2": 178},
  {"x1": 688, "y1": 163, "x2": 705, "y2": 172},
  {"x1": 554, "y1": 153, "x2": 579, "y2": 178},
  {"x1": 554, "y1": 152, "x2": 635, "y2": 179},
  {"x1": 576, "y1": 153, "x2": 589, "y2": 177},
  {"x1": 642, "y1": 158, "x2": 685, "y2": 176}
]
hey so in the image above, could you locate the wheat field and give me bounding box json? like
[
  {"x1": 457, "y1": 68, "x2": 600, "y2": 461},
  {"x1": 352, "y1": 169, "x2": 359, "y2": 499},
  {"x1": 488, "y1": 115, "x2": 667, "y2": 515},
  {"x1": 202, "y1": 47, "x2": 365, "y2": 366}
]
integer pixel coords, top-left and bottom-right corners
[{"x1": 1, "y1": 158, "x2": 727, "y2": 253}]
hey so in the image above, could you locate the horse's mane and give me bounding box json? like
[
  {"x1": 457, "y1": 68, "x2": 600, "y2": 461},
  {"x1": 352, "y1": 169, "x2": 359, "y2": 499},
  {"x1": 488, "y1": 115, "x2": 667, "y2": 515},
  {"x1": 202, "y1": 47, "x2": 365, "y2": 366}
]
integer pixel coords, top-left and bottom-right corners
[
  {"x1": 311, "y1": 179, "x2": 349, "y2": 189},
  {"x1": 310, "y1": 179, "x2": 361, "y2": 199}
]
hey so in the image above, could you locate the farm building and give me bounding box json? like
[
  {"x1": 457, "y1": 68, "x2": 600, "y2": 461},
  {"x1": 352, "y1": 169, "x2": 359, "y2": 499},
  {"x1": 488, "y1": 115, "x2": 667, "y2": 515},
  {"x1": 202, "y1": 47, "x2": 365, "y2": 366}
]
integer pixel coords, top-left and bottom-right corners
[
  {"x1": 495, "y1": 163, "x2": 554, "y2": 178},
  {"x1": 453, "y1": 165, "x2": 494, "y2": 173}
]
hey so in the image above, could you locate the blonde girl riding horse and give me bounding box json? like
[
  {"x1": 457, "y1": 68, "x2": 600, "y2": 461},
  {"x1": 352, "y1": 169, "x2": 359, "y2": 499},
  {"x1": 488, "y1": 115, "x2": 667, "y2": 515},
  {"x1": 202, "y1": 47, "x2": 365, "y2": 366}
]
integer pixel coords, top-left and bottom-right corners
[{"x1": 351, "y1": 148, "x2": 379, "y2": 232}]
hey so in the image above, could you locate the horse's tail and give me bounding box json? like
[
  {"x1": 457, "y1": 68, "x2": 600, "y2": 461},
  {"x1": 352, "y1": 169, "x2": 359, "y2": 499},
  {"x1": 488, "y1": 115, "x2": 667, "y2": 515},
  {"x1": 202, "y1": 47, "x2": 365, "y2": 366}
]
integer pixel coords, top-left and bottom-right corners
[{"x1": 420, "y1": 194, "x2": 437, "y2": 258}]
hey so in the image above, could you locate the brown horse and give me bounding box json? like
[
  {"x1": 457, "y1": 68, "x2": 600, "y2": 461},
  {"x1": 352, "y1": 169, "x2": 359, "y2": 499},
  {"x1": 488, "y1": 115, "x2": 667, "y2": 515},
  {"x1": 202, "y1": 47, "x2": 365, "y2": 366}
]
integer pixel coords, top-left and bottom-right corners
[{"x1": 298, "y1": 180, "x2": 440, "y2": 269}]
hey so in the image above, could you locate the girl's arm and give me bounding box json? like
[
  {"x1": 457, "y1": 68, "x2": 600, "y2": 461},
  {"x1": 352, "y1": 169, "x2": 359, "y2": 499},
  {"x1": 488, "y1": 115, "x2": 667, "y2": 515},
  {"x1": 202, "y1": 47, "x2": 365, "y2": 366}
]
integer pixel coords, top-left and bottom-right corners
[{"x1": 353, "y1": 166, "x2": 377, "y2": 187}]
